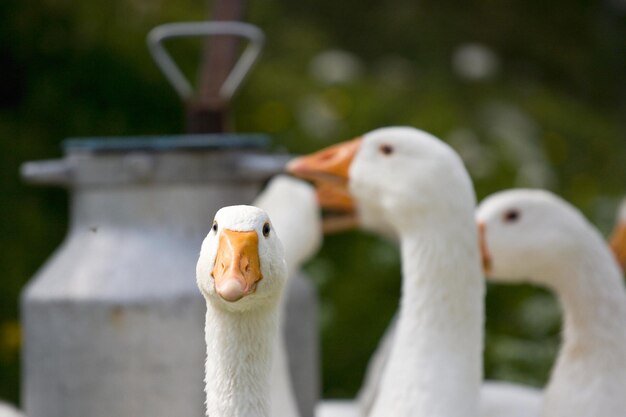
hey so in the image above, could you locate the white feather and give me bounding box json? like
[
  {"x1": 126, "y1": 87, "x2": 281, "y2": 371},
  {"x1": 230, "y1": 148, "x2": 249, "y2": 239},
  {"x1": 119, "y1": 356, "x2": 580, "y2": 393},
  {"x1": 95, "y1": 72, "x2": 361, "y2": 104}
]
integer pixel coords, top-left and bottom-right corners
[
  {"x1": 196, "y1": 205, "x2": 288, "y2": 417},
  {"x1": 346, "y1": 127, "x2": 484, "y2": 417},
  {"x1": 477, "y1": 189, "x2": 626, "y2": 417},
  {"x1": 253, "y1": 176, "x2": 323, "y2": 417}
]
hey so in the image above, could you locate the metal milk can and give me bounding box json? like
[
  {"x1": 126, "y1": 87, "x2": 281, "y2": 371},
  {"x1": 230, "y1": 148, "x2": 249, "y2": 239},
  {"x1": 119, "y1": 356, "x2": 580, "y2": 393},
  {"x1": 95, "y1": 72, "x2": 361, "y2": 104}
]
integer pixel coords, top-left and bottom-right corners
[{"x1": 20, "y1": 135, "x2": 318, "y2": 417}]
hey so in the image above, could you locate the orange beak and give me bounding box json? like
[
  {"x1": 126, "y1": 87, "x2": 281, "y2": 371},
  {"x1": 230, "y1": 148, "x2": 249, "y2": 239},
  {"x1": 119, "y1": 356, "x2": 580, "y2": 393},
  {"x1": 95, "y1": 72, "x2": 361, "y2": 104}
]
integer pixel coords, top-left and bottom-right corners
[
  {"x1": 315, "y1": 181, "x2": 359, "y2": 234},
  {"x1": 287, "y1": 138, "x2": 362, "y2": 234},
  {"x1": 211, "y1": 229, "x2": 263, "y2": 302},
  {"x1": 287, "y1": 138, "x2": 362, "y2": 185},
  {"x1": 610, "y1": 222, "x2": 626, "y2": 272},
  {"x1": 315, "y1": 181, "x2": 356, "y2": 213},
  {"x1": 478, "y1": 222, "x2": 492, "y2": 274}
]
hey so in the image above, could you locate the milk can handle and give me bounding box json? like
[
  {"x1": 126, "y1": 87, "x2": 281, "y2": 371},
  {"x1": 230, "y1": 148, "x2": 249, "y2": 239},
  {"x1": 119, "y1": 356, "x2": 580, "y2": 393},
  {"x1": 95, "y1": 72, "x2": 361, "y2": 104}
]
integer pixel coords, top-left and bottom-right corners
[
  {"x1": 21, "y1": 159, "x2": 71, "y2": 186},
  {"x1": 147, "y1": 21, "x2": 265, "y2": 102}
]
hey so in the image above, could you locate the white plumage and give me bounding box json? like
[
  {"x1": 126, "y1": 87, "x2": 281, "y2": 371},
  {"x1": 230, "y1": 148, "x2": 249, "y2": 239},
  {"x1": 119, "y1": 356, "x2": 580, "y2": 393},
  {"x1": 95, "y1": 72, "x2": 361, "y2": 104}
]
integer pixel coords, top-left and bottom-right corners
[
  {"x1": 196, "y1": 205, "x2": 288, "y2": 417},
  {"x1": 291, "y1": 127, "x2": 484, "y2": 417},
  {"x1": 477, "y1": 189, "x2": 626, "y2": 417},
  {"x1": 253, "y1": 176, "x2": 323, "y2": 417},
  {"x1": 254, "y1": 176, "x2": 322, "y2": 276},
  {"x1": 344, "y1": 127, "x2": 484, "y2": 417},
  {"x1": 289, "y1": 127, "x2": 558, "y2": 417}
]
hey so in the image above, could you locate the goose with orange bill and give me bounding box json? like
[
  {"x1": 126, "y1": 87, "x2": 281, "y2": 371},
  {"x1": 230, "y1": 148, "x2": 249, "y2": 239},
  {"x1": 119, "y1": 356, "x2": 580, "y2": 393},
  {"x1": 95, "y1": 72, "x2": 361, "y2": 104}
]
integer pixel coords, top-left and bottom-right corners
[
  {"x1": 196, "y1": 205, "x2": 288, "y2": 417},
  {"x1": 289, "y1": 127, "x2": 484, "y2": 417},
  {"x1": 476, "y1": 189, "x2": 626, "y2": 417},
  {"x1": 289, "y1": 127, "x2": 543, "y2": 417}
]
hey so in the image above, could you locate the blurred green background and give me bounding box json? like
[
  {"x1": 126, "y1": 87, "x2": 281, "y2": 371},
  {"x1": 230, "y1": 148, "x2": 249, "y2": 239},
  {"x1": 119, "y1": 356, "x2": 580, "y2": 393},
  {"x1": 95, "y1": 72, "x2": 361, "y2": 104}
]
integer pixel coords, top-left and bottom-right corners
[{"x1": 1, "y1": 0, "x2": 625, "y2": 405}]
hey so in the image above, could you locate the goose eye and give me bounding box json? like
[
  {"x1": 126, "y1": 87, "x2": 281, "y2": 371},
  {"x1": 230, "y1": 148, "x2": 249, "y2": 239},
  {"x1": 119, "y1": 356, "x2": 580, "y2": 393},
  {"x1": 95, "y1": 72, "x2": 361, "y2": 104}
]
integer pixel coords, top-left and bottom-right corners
[
  {"x1": 212, "y1": 221, "x2": 218, "y2": 232},
  {"x1": 503, "y1": 209, "x2": 520, "y2": 223},
  {"x1": 379, "y1": 144, "x2": 394, "y2": 155},
  {"x1": 262, "y1": 222, "x2": 271, "y2": 237}
]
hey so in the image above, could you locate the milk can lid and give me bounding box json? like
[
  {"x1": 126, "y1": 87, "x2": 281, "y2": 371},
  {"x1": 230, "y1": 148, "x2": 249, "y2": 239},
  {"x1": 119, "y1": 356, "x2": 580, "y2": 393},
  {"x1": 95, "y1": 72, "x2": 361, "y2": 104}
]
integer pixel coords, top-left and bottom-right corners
[{"x1": 63, "y1": 134, "x2": 270, "y2": 154}]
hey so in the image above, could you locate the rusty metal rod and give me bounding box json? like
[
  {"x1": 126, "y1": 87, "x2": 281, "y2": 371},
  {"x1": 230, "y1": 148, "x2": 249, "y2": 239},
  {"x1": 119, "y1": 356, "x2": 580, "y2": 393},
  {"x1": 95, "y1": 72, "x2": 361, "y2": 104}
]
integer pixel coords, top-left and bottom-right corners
[{"x1": 187, "y1": 0, "x2": 247, "y2": 133}]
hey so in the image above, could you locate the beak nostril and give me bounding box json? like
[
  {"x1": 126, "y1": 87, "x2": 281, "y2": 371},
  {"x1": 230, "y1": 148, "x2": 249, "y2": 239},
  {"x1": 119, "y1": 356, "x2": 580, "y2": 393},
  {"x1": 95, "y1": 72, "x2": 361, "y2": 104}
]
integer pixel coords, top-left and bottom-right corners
[
  {"x1": 318, "y1": 152, "x2": 334, "y2": 162},
  {"x1": 212, "y1": 229, "x2": 262, "y2": 300},
  {"x1": 478, "y1": 222, "x2": 491, "y2": 274}
]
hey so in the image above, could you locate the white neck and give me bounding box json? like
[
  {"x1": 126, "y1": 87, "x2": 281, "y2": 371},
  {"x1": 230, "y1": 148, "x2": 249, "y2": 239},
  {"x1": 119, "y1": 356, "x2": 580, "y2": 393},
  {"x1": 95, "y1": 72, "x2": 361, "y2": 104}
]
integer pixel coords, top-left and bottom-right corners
[
  {"x1": 544, "y1": 237, "x2": 626, "y2": 417},
  {"x1": 559, "y1": 255, "x2": 626, "y2": 343},
  {"x1": 369, "y1": 214, "x2": 484, "y2": 417},
  {"x1": 269, "y1": 228, "x2": 304, "y2": 417},
  {"x1": 204, "y1": 301, "x2": 277, "y2": 417}
]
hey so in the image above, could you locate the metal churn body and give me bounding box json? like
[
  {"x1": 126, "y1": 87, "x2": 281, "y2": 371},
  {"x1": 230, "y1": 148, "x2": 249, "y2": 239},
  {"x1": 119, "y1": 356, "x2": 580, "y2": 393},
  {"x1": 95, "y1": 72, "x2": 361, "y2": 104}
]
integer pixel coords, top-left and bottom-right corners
[{"x1": 20, "y1": 135, "x2": 318, "y2": 417}]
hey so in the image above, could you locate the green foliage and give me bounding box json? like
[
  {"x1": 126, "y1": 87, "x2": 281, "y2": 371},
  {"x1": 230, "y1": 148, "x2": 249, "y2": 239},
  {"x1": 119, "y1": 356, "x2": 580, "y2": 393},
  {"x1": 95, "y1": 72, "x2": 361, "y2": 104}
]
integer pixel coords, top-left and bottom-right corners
[{"x1": 1, "y1": 0, "x2": 625, "y2": 404}]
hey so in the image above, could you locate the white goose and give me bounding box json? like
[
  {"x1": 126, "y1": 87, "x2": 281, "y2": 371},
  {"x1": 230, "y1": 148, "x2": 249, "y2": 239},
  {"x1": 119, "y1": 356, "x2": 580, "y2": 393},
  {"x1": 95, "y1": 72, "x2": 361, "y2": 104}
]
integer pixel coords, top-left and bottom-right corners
[
  {"x1": 256, "y1": 176, "x2": 365, "y2": 417},
  {"x1": 289, "y1": 127, "x2": 485, "y2": 417},
  {"x1": 252, "y1": 175, "x2": 323, "y2": 417},
  {"x1": 257, "y1": 176, "x2": 375, "y2": 417},
  {"x1": 254, "y1": 176, "x2": 322, "y2": 278},
  {"x1": 610, "y1": 198, "x2": 626, "y2": 271},
  {"x1": 290, "y1": 127, "x2": 548, "y2": 417},
  {"x1": 476, "y1": 189, "x2": 626, "y2": 417},
  {"x1": 196, "y1": 205, "x2": 288, "y2": 417}
]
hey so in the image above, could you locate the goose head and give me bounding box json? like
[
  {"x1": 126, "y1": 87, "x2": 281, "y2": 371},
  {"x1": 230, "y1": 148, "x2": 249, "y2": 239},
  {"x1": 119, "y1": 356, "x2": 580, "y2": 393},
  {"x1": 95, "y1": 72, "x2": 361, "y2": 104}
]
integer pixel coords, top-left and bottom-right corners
[
  {"x1": 288, "y1": 126, "x2": 475, "y2": 235},
  {"x1": 253, "y1": 175, "x2": 322, "y2": 269},
  {"x1": 196, "y1": 205, "x2": 287, "y2": 312},
  {"x1": 610, "y1": 198, "x2": 626, "y2": 271},
  {"x1": 476, "y1": 189, "x2": 597, "y2": 288}
]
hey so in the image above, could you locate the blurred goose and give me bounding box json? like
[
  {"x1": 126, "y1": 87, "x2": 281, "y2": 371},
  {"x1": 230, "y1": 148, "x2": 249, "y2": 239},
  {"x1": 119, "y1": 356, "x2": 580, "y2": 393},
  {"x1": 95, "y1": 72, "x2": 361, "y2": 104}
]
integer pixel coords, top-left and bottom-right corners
[
  {"x1": 196, "y1": 205, "x2": 288, "y2": 417},
  {"x1": 609, "y1": 198, "x2": 626, "y2": 271},
  {"x1": 256, "y1": 176, "x2": 363, "y2": 417},
  {"x1": 253, "y1": 176, "x2": 323, "y2": 417},
  {"x1": 254, "y1": 176, "x2": 322, "y2": 277},
  {"x1": 0, "y1": 402, "x2": 22, "y2": 417},
  {"x1": 477, "y1": 189, "x2": 626, "y2": 417},
  {"x1": 290, "y1": 127, "x2": 484, "y2": 417},
  {"x1": 290, "y1": 127, "x2": 546, "y2": 417}
]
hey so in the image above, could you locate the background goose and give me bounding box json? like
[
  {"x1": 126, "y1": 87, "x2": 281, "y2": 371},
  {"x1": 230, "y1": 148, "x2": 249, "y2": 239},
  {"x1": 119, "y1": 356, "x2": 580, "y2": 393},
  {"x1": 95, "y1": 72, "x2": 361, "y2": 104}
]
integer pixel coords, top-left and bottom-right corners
[
  {"x1": 196, "y1": 205, "x2": 288, "y2": 417},
  {"x1": 256, "y1": 176, "x2": 366, "y2": 417},
  {"x1": 253, "y1": 176, "x2": 323, "y2": 417},
  {"x1": 290, "y1": 127, "x2": 548, "y2": 417},
  {"x1": 290, "y1": 126, "x2": 484, "y2": 417},
  {"x1": 254, "y1": 176, "x2": 322, "y2": 277},
  {"x1": 476, "y1": 189, "x2": 626, "y2": 417}
]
